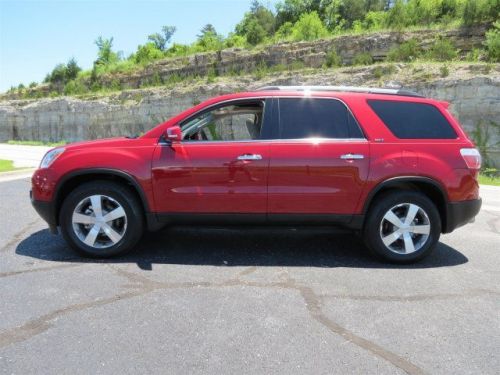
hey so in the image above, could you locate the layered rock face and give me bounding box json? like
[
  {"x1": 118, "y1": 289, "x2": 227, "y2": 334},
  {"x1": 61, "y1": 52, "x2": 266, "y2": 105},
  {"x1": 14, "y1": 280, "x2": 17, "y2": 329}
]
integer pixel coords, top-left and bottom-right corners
[{"x1": 0, "y1": 63, "x2": 499, "y2": 166}]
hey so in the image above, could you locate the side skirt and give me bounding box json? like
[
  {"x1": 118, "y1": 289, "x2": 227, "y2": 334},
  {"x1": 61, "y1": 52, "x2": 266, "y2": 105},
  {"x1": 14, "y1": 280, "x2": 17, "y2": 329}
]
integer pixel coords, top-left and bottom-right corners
[{"x1": 147, "y1": 213, "x2": 364, "y2": 231}]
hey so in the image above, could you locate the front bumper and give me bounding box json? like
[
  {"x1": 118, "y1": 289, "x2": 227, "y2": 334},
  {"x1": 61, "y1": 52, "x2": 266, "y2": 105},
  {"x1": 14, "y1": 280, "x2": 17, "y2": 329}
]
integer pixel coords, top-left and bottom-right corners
[
  {"x1": 30, "y1": 190, "x2": 58, "y2": 234},
  {"x1": 443, "y1": 198, "x2": 482, "y2": 233}
]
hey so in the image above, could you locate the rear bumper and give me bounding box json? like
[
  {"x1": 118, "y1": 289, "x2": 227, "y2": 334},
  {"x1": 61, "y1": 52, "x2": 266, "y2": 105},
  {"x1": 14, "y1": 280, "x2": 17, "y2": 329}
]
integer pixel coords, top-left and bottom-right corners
[
  {"x1": 30, "y1": 190, "x2": 58, "y2": 234},
  {"x1": 444, "y1": 198, "x2": 482, "y2": 233}
]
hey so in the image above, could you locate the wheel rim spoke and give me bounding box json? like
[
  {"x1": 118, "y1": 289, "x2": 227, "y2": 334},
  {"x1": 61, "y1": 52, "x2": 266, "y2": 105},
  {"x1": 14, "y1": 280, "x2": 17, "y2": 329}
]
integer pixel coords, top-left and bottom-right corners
[
  {"x1": 403, "y1": 232, "x2": 415, "y2": 253},
  {"x1": 90, "y1": 195, "x2": 103, "y2": 217},
  {"x1": 83, "y1": 224, "x2": 100, "y2": 246},
  {"x1": 383, "y1": 210, "x2": 403, "y2": 228},
  {"x1": 404, "y1": 204, "x2": 419, "y2": 225},
  {"x1": 410, "y1": 224, "x2": 430, "y2": 235},
  {"x1": 101, "y1": 223, "x2": 122, "y2": 244},
  {"x1": 72, "y1": 212, "x2": 96, "y2": 225},
  {"x1": 103, "y1": 206, "x2": 126, "y2": 222},
  {"x1": 382, "y1": 230, "x2": 402, "y2": 247}
]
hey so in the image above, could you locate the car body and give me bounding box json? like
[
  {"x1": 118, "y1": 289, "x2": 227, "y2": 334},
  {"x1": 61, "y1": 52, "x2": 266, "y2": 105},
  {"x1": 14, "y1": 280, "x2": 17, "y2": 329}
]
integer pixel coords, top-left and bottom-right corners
[{"x1": 31, "y1": 86, "x2": 482, "y2": 262}]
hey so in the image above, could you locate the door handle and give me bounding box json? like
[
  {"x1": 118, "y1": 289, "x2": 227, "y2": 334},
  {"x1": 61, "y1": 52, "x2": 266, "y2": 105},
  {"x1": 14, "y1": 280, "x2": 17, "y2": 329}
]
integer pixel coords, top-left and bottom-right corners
[
  {"x1": 340, "y1": 153, "x2": 365, "y2": 160},
  {"x1": 237, "y1": 154, "x2": 263, "y2": 161}
]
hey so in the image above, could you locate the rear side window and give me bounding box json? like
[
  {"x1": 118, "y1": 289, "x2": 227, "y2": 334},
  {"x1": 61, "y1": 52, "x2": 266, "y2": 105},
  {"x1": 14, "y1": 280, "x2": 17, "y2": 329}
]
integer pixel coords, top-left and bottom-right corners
[
  {"x1": 367, "y1": 100, "x2": 457, "y2": 139},
  {"x1": 278, "y1": 98, "x2": 364, "y2": 139}
]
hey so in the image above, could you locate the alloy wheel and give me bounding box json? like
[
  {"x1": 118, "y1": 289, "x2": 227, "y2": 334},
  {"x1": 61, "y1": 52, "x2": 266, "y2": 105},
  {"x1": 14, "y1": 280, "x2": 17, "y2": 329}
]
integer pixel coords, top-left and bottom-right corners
[
  {"x1": 379, "y1": 203, "x2": 431, "y2": 254},
  {"x1": 72, "y1": 194, "x2": 127, "y2": 249}
]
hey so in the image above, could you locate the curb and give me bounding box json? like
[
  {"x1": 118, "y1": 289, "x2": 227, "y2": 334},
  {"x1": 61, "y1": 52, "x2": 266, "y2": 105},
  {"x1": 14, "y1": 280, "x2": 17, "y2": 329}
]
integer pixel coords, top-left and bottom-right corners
[{"x1": 0, "y1": 169, "x2": 34, "y2": 183}]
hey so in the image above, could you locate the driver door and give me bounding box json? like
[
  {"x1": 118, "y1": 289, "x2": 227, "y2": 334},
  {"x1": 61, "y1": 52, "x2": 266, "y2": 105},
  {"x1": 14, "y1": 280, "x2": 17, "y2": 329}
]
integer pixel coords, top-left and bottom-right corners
[{"x1": 151, "y1": 99, "x2": 272, "y2": 217}]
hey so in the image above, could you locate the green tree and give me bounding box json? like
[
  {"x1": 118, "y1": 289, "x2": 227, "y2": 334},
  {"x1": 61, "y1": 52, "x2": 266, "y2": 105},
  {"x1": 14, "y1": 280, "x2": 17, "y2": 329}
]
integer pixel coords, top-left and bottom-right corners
[
  {"x1": 386, "y1": 0, "x2": 410, "y2": 30},
  {"x1": 94, "y1": 36, "x2": 118, "y2": 66},
  {"x1": 65, "y1": 58, "x2": 81, "y2": 80},
  {"x1": 45, "y1": 58, "x2": 81, "y2": 84},
  {"x1": 196, "y1": 24, "x2": 223, "y2": 51},
  {"x1": 291, "y1": 11, "x2": 329, "y2": 41},
  {"x1": 148, "y1": 25, "x2": 176, "y2": 51},
  {"x1": 235, "y1": 1, "x2": 275, "y2": 45}
]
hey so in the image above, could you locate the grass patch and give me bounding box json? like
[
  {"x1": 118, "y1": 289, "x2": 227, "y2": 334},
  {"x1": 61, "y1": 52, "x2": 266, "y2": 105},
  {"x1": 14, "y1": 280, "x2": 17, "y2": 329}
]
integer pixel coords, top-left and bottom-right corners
[
  {"x1": 479, "y1": 174, "x2": 500, "y2": 186},
  {"x1": 6, "y1": 140, "x2": 67, "y2": 147},
  {"x1": 0, "y1": 159, "x2": 16, "y2": 172}
]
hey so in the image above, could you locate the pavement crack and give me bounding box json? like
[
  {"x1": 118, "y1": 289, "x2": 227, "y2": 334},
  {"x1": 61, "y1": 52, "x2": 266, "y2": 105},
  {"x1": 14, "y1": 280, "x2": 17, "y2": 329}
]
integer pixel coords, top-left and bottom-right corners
[
  {"x1": 290, "y1": 278, "x2": 426, "y2": 375},
  {"x1": 0, "y1": 263, "x2": 82, "y2": 279},
  {"x1": 0, "y1": 289, "x2": 152, "y2": 349},
  {"x1": 318, "y1": 288, "x2": 500, "y2": 302}
]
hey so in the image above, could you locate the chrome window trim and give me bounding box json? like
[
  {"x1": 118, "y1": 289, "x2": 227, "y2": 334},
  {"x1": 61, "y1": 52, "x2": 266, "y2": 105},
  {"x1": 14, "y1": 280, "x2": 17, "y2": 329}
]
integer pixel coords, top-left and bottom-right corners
[
  {"x1": 159, "y1": 95, "x2": 369, "y2": 145},
  {"x1": 169, "y1": 138, "x2": 369, "y2": 145}
]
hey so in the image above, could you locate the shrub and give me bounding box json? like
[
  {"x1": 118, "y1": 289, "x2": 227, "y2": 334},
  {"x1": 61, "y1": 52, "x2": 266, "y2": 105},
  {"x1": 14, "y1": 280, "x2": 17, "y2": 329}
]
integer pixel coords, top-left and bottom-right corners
[
  {"x1": 291, "y1": 12, "x2": 329, "y2": 42},
  {"x1": 373, "y1": 64, "x2": 397, "y2": 79},
  {"x1": 274, "y1": 21, "x2": 293, "y2": 41},
  {"x1": 253, "y1": 61, "x2": 268, "y2": 79},
  {"x1": 484, "y1": 22, "x2": 500, "y2": 62},
  {"x1": 166, "y1": 43, "x2": 192, "y2": 57},
  {"x1": 224, "y1": 34, "x2": 247, "y2": 48},
  {"x1": 63, "y1": 80, "x2": 88, "y2": 95},
  {"x1": 427, "y1": 38, "x2": 458, "y2": 61},
  {"x1": 352, "y1": 52, "x2": 374, "y2": 65},
  {"x1": 134, "y1": 42, "x2": 164, "y2": 64},
  {"x1": 387, "y1": 39, "x2": 422, "y2": 62},
  {"x1": 29, "y1": 82, "x2": 37, "y2": 88},
  {"x1": 325, "y1": 50, "x2": 342, "y2": 67},
  {"x1": 440, "y1": 65, "x2": 450, "y2": 77},
  {"x1": 466, "y1": 48, "x2": 483, "y2": 61},
  {"x1": 462, "y1": 0, "x2": 497, "y2": 27},
  {"x1": 362, "y1": 11, "x2": 387, "y2": 31},
  {"x1": 386, "y1": 0, "x2": 410, "y2": 30}
]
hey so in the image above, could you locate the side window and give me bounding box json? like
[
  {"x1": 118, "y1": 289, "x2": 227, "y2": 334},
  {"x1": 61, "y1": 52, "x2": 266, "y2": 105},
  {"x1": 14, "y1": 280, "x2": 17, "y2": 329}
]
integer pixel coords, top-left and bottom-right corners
[
  {"x1": 181, "y1": 101, "x2": 264, "y2": 141},
  {"x1": 278, "y1": 98, "x2": 364, "y2": 139},
  {"x1": 367, "y1": 99, "x2": 457, "y2": 139}
]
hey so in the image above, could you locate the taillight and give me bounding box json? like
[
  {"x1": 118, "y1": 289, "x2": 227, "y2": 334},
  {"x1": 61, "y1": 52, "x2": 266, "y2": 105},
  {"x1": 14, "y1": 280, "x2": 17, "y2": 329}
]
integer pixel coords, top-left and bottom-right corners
[{"x1": 460, "y1": 148, "x2": 481, "y2": 169}]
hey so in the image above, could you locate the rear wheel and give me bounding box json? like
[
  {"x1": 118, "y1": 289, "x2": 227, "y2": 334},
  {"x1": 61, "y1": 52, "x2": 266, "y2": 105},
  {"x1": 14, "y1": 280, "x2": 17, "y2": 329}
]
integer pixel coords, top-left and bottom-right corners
[
  {"x1": 59, "y1": 181, "x2": 144, "y2": 257},
  {"x1": 363, "y1": 191, "x2": 441, "y2": 263}
]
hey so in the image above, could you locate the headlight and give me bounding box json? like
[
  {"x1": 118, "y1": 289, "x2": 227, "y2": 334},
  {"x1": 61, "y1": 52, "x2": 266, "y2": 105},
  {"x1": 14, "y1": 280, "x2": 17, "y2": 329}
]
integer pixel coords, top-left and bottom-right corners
[{"x1": 40, "y1": 148, "x2": 65, "y2": 169}]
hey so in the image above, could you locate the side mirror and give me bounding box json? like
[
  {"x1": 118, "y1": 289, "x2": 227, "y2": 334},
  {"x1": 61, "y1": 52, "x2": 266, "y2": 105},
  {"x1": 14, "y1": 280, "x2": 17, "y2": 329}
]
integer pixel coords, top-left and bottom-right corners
[{"x1": 165, "y1": 125, "x2": 182, "y2": 143}]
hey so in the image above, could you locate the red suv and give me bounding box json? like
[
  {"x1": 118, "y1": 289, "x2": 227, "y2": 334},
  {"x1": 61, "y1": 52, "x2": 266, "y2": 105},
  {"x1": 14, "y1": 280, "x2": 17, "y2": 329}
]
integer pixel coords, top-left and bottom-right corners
[{"x1": 31, "y1": 86, "x2": 482, "y2": 263}]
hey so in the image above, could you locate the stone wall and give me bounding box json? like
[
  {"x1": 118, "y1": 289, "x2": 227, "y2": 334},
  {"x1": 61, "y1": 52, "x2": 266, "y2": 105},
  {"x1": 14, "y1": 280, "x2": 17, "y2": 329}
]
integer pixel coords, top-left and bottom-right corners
[{"x1": 0, "y1": 62, "x2": 499, "y2": 166}]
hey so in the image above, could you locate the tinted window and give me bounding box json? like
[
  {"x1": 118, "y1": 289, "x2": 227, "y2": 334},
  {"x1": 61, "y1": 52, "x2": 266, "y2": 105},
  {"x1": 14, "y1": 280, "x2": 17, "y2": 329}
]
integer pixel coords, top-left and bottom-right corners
[
  {"x1": 181, "y1": 101, "x2": 263, "y2": 141},
  {"x1": 278, "y1": 98, "x2": 364, "y2": 139},
  {"x1": 367, "y1": 100, "x2": 457, "y2": 139}
]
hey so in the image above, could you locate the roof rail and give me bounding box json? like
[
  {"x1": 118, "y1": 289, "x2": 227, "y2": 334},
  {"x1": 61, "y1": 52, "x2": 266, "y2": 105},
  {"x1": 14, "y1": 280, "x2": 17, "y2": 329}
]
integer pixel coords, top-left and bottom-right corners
[{"x1": 256, "y1": 85, "x2": 424, "y2": 98}]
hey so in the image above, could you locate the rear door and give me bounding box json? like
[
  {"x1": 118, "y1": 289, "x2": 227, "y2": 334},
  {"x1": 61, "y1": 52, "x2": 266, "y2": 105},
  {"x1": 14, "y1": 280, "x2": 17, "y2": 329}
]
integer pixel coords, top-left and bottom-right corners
[{"x1": 268, "y1": 97, "x2": 369, "y2": 217}]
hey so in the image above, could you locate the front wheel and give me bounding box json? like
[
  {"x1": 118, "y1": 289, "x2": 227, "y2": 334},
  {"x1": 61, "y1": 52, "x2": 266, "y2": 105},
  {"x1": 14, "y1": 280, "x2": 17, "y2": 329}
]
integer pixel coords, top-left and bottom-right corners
[
  {"x1": 59, "y1": 181, "x2": 144, "y2": 257},
  {"x1": 363, "y1": 191, "x2": 441, "y2": 263}
]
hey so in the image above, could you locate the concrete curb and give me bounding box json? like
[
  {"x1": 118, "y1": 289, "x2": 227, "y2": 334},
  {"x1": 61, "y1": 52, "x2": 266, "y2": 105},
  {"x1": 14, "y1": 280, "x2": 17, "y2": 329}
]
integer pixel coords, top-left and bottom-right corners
[{"x1": 0, "y1": 169, "x2": 34, "y2": 183}]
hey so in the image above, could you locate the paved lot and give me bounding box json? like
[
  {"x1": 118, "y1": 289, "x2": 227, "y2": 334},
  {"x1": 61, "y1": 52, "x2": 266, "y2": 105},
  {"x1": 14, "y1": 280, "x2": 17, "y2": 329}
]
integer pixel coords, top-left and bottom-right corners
[
  {"x1": 0, "y1": 177, "x2": 499, "y2": 374},
  {"x1": 0, "y1": 144, "x2": 51, "y2": 168}
]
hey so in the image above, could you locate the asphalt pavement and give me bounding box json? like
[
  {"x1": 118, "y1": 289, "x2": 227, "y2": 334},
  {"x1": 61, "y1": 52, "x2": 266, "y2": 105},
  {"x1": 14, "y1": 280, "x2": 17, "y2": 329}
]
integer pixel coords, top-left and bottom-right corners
[{"x1": 0, "y1": 176, "x2": 499, "y2": 374}]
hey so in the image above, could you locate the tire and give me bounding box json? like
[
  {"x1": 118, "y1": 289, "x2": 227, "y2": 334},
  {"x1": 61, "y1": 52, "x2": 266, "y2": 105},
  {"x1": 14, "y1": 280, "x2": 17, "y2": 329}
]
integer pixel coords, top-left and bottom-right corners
[
  {"x1": 59, "y1": 180, "x2": 144, "y2": 257},
  {"x1": 363, "y1": 190, "x2": 441, "y2": 264}
]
